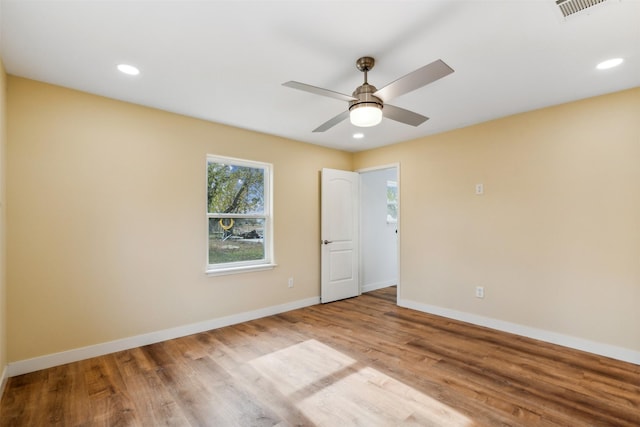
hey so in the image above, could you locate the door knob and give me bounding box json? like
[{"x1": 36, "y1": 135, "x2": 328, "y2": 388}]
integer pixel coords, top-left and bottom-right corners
[{"x1": 322, "y1": 240, "x2": 333, "y2": 245}]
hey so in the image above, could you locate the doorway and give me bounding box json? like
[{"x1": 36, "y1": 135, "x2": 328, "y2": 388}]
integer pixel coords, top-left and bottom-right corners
[
  {"x1": 359, "y1": 165, "x2": 399, "y2": 301},
  {"x1": 320, "y1": 165, "x2": 399, "y2": 304}
]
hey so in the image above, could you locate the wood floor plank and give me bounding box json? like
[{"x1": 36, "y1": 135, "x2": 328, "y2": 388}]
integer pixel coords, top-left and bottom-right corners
[
  {"x1": 121, "y1": 369, "x2": 192, "y2": 427},
  {"x1": 81, "y1": 355, "x2": 141, "y2": 427},
  {"x1": 1, "y1": 370, "x2": 49, "y2": 426},
  {"x1": 1, "y1": 286, "x2": 638, "y2": 426},
  {"x1": 112, "y1": 349, "x2": 192, "y2": 427},
  {"x1": 286, "y1": 302, "x2": 532, "y2": 426},
  {"x1": 194, "y1": 330, "x2": 316, "y2": 425}
]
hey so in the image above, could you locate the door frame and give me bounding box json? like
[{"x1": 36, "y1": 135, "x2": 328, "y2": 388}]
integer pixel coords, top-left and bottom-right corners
[{"x1": 356, "y1": 163, "x2": 401, "y2": 301}]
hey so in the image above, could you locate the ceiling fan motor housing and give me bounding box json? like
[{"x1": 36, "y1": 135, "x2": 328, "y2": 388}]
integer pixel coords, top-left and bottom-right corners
[{"x1": 349, "y1": 83, "x2": 383, "y2": 112}]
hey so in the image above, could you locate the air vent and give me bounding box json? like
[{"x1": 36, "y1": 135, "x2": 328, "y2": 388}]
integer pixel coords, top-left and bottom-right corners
[{"x1": 556, "y1": 0, "x2": 609, "y2": 17}]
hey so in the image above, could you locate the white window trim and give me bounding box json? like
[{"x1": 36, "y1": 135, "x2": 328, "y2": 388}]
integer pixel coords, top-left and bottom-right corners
[
  {"x1": 205, "y1": 155, "x2": 274, "y2": 275},
  {"x1": 206, "y1": 263, "x2": 277, "y2": 277}
]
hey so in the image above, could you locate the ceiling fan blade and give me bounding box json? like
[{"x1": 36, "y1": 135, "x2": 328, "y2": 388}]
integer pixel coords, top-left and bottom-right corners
[
  {"x1": 374, "y1": 59, "x2": 454, "y2": 102},
  {"x1": 383, "y1": 104, "x2": 429, "y2": 127},
  {"x1": 313, "y1": 110, "x2": 350, "y2": 132},
  {"x1": 283, "y1": 81, "x2": 356, "y2": 102}
]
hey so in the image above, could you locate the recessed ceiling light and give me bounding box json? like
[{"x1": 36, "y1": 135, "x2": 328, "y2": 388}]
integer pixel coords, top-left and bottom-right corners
[
  {"x1": 596, "y1": 58, "x2": 623, "y2": 70},
  {"x1": 353, "y1": 133, "x2": 364, "y2": 139},
  {"x1": 117, "y1": 64, "x2": 140, "y2": 76}
]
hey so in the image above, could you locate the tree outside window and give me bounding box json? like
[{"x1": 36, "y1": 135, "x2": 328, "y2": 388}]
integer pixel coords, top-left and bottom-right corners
[{"x1": 207, "y1": 155, "x2": 273, "y2": 273}]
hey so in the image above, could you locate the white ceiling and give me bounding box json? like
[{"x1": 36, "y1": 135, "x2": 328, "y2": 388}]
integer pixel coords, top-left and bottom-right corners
[{"x1": 1, "y1": 0, "x2": 638, "y2": 152}]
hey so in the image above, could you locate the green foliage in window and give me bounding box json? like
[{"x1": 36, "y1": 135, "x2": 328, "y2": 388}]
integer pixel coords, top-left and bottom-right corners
[{"x1": 207, "y1": 163, "x2": 264, "y2": 214}]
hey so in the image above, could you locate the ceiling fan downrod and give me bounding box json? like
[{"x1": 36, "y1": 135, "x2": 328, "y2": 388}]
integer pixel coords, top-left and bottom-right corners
[{"x1": 356, "y1": 56, "x2": 375, "y2": 84}]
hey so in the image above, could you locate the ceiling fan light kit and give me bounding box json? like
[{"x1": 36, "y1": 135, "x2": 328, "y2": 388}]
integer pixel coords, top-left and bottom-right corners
[
  {"x1": 350, "y1": 104, "x2": 383, "y2": 127},
  {"x1": 283, "y1": 56, "x2": 454, "y2": 133}
]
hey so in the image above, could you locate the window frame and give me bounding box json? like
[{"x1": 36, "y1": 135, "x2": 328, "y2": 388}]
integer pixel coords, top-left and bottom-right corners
[{"x1": 205, "y1": 154, "x2": 275, "y2": 276}]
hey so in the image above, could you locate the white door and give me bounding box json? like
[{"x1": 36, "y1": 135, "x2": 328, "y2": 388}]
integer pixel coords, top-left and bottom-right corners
[{"x1": 321, "y1": 168, "x2": 360, "y2": 303}]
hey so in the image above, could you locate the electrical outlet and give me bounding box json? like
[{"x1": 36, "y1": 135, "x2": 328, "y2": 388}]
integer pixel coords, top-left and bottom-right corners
[
  {"x1": 475, "y1": 286, "x2": 484, "y2": 298},
  {"x1": 288, "y1": 277, "x2": 294, "y2": 288},
  {"x1": 475, "y1": 183, "x2": 484, "y2": 195}
]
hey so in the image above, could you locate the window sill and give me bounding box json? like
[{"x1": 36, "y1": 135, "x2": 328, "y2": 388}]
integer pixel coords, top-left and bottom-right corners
[{"x1": 206, "y1": 263, "x2": 277, "y2": 277}]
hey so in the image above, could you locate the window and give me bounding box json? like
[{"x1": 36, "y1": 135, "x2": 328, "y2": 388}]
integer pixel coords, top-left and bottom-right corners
[
  {"x1": 206, "y1": 155, "x2": 273, "y2": 274},
  {"x1": 386, "y1": 180, "x2": 398, "y2": 223}
]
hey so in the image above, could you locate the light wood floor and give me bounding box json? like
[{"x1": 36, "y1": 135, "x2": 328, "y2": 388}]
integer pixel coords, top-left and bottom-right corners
[{"x1": 1, "y1": 286, "x2": 638, "y2": 426}]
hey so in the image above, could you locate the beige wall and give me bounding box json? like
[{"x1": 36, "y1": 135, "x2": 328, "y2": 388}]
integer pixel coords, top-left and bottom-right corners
[
  {"x1": 0, "y1": 60, "x2": 7, "y2": 374},
  {"x1": 6, "y1": 77, "x2": 352, "y2": 362},
  {"x1": 354, "y1": 88, "x2": 640, "y2": 352},
  {"x1": 5, "y1": 74, "x2": 639, "y2": 365}
]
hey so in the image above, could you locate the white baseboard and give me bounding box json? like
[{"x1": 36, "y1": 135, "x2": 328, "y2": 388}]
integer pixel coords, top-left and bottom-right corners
[
  {"x1": 9, "y1": 295, "x2": 637, "y2": 378},
  {"x1": 361, "y1": 280, "x2": 396, "y2": 293},
  {"x1": 398, "y1": 298, "x2": 640, "y2": 366},
  {"x1": 7, "y1": 296, "x2": 320, "y2": 377}
]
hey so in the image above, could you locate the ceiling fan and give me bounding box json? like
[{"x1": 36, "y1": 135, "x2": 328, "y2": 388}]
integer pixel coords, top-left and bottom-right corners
[{"x1": 283, "y1": 56, "x2": 454, "y2": 132}]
